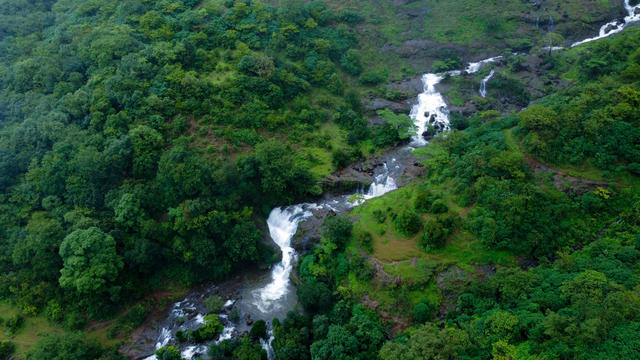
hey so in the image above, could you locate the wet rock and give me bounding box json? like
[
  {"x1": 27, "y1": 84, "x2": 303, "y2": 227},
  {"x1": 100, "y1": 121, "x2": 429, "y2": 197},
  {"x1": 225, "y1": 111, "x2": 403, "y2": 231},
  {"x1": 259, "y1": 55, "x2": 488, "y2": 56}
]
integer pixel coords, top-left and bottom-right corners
[
  {"x1": 365, "y1": 97, "x2": 412, "y2": 114},
  {"x1": 245, "y1": 315, "x2": 253, "y2": 326},
  {"x1": 422, "y1": 130, "x2": 434, "y2": 141},
  {"x1": 604, "y1": 23, "x2": 618, "y2": 34},
  {"x1": 404, "y1": 6, "x2": 428, "y2": 17}
]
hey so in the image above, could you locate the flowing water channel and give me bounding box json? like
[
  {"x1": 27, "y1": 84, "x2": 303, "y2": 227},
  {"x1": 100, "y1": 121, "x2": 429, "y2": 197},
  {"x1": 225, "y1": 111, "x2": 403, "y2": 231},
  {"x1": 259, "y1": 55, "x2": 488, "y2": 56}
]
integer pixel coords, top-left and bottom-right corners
[{"x1": 140, "y1": 2, "x2": 640, "y2": 358}]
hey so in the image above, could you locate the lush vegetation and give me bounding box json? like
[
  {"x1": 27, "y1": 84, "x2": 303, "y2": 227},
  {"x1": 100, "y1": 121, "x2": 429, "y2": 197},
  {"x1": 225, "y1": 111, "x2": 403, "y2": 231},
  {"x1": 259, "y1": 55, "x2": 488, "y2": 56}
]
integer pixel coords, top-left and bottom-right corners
[
  {"x1": 270, "y1": 26, "x2": 640, "y2": 360},
  {"x1": 0, "y1": 0, "x2": 417, "y2": 356},
  {"x1": 1, "y1": 0, "x2": 640, "y2": 359}
]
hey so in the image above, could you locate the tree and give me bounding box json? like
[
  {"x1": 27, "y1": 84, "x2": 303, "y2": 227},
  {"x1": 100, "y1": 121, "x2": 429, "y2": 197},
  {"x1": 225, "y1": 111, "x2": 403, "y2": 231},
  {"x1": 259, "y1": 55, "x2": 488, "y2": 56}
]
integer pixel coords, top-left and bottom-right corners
[
  {"x1": 155, "y1": 346, "x2": 182, "y2": 360},
  {"x1": 29, "y1": 334, "x2": 104, "y2": 360},
  {"x1": 377, "y1": 109, "x2": 417, "y2": 141},
  {"x1": 298, "y1": 280, "x2": 332, "y2": 314},
  {"x1": 379, "y1": 324, "x2": 468, "y2": 360},
  {"x1": 225, "y1": 222, "x2": 260, "y2": 264},
  {"x1": 540, "y1": 32, "x2": 564, "y2": 57},
  {"x1": 250, "y1": 320, "x2": 268, "y2": 340},
  {"x1": 413, "y1": 302, "x2": 432, "y2": 323},
  {"x1": 310, "y1": 325, "x2": 359, "y2": 360},
  {"x1": 58, "y1": 227, "x2": 123, "y2": 299},
  {"x1": 129, "y1": 125, "x2": 163, "y2": 179},
  {"x1": 250, "y1": 140, "x2": 315, "y2": 205},
  {"x1": 394, "y1": 209, "x2": 422, "y2": 236},
  {"x1": 12, "y1": 212, "x2": 64, "y2": 281},
  {"x1": 114, "y1": 193, "x2": 145, "y2": 229},
  {"x1": 419, "y1": 219, "x2": 447, "y2": 251},
  {"x1": 238, "y1": 55, "x2": 275, "y2": 79},
  {"x1": 322, "y1": 215, "x2": 353, "y2": 249},
  {"x1": 0, "y1": 341, "x2": 16, "y2": 359},
  {"x1": 341, "y1": 49, "x2": 362, "y2": 76}
]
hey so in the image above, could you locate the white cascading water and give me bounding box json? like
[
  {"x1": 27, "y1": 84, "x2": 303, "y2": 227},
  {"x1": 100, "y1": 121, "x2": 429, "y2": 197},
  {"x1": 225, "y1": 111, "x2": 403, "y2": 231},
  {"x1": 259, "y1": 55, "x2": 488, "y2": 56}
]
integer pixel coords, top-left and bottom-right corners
[
  {"x1": 409, "y1": 74, "x2": 448, "y2": 146},
  {"x1": 409, "y1": 56, "x2": 502, "y2": 146},
  {"x1": 464, "y1": 56, "x2": 502, "y2": 74},
  {"x1": 365, "y1": 163, "x2": 398, "y2": 198},
  {"x1": 253, "y1": 205, "x2": 315, "y2": 313},
  {"x1": 480, "y1": 69, "x2": 495, "y2": 98},
  {"x1": 572, "y1": 0, "x2": 640, "y2": 47}
]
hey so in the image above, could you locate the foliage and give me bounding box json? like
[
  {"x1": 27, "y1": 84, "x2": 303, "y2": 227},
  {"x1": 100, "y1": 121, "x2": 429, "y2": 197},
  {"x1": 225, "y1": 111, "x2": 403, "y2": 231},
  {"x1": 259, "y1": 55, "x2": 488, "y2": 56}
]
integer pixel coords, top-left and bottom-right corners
[
  {"x1": 0, "y1": 0, "x2": 370, "y2": 324},
  {"x1": 322, "y1": 215, "x2": 353, "y2": 249},
  {"x1": 393, "y1": 209, "x2": 422, "y2": 237},
  {"x1": 155, "y1": 346, "x2": 182, "y2": 360},
  {"x1": 189, "y1": 314, "x2": 223, "y2": 342},
  {"x1": 249, "y1": 320, "x2": 267, "y2": 340},
  {"x1": 205, "y1": 295, "x2": 224, "y2": 313},
  {"x1": 379, "y1": 323, "x2": 468, "y2": 360},
  {"x1": 0, "y1": 341, "x2": 15, "y2": 359},
  {"x1": 376, "y1": 109, "x2": 417, "y2": 141},
  {"x1": 28, "y1": 334, "x2": 107, "y2": 360}
]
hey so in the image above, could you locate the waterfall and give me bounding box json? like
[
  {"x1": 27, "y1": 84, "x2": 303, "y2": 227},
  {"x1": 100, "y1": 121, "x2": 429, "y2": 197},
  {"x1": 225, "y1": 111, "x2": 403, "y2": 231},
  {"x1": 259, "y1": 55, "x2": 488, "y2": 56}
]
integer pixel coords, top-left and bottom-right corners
[
  {"x1": 252, "y1": 205, "x2": 314, "y2": 314},
  {"x1": 536, "y1": 14, "x2": 541, "y2": 29},
  {"x1": 365, "y1": 163, "x2": 398, "y2": 198},
  {"x1": 480, "y1": 69, "x2": 495, "y2": 98},
  {"x1": 409, "y1": 73, "x2": 448, "y2": 146},
  {"x1": 572, "y1": 0, "x2": 640, "y2": 47},
  {"x1": 142, "y1": 3, "x2": 640, "y2": 358}
]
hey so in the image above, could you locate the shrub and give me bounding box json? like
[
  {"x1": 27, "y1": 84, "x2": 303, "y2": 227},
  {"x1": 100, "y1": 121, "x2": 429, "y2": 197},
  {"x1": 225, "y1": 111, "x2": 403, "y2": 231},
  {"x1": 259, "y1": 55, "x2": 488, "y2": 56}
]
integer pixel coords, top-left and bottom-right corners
[
  {"x1": 419, "y1": 219, "x2": 447, "y2": 251},
  {"x1": 176, "y1": 330, "x2": 186, "y2": 342},
  {"x1": 229, "y1": 308, "x2": 240, "y2": 323},
  {"x1": 339, "y1": 10, "x2": 363, "y2": 24},
  {"x1": 413, "y1": 187, "x2": 434, "y2": 213},
  {"x1": 121, "y1": 304, "x2": 149, "y2": 329},
  {"x1": 63, "y1": 312, "x2": 86, "y2": 330},
  {"x1": 358, "y1": 232, "x2": 374, "y2": 253},
  {"x1": 351, "y1": 255, "x2": 374, "y2": 282},
  {"x1": 0, "y1": 341, "x2": 16, "y2": 359},
  {"x1": 394, "y1": 209, "x2": 422, "y2": 236},
  {"x1": 5, "y1": 314, "x2": 23, "y2": 335},
  {"x1": 413, "y1": 301, "x2": 433, "y2": 323},
  {"x1": 430, "y1": 199, "x2": 449, "y2": 214},
  {"x1": 359, "y1": 69, "x2": 388, "y2": 86},
  {"x1": 189, "y1": 314, "x2": 223, "y2": 342},
  {"x1": 206, "y1": 295, "x2": 225, "y2": 313},
  {"x1": 373, "y1": 209, "x2": 387, "y2": 223},
  {"x1": 341, "y1": 49, "x2": 362, "y2": 76},
  {"x1": 155, "y1": 346, "x2": 182, "y2": 360},
  {"x1": 449, "y1": 112, "x2": 469, "y2": 131}
]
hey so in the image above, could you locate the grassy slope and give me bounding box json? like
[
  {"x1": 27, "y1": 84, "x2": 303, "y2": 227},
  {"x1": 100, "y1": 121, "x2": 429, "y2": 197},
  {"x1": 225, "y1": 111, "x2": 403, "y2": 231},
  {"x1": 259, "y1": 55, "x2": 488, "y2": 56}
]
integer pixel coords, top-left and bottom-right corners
[
  {"x1": 324, "y1": 0, "x2": 622, "y2": 76},
  {"x1": 0, "y1": 285, "x2": 188, "y2": 358},
  {"x1": 340, "y1": 25, "x2": 640, "y2": 326},
  {"x1": 0, "y1": 302, "x2": 66, "y2": 357}
]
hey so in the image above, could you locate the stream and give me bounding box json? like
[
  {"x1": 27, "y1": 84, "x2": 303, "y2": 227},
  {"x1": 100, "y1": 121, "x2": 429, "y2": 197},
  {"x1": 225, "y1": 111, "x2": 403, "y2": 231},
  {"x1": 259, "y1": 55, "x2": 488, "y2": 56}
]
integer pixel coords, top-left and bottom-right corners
[
  {"x1": 139, "y1": 55, "x2": 495, "y2": 360},
  {"x1": 136, "y1": 2, "x2": 640, "y2": 359}
]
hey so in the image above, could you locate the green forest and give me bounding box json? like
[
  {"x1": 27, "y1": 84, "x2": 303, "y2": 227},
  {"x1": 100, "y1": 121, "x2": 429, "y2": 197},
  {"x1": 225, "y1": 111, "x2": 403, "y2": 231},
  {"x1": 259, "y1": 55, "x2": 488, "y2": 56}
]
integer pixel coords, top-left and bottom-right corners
[{"x1": 0, "y1": 0, "x2": 639, "y2": 359}]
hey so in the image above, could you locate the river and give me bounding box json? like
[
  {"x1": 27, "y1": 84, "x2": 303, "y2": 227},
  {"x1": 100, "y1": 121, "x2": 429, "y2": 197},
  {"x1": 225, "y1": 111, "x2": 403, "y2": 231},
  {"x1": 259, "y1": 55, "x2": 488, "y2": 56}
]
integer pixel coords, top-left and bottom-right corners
[{"x1": 138, "y1": 1, "x2": 640, "y2": 359}]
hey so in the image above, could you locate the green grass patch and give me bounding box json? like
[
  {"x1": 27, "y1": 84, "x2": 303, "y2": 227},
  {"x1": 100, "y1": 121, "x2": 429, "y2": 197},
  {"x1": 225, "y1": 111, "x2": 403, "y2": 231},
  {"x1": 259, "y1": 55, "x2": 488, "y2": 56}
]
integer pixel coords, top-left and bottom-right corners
[{"x1": 0, "y1": 302, "x2": 66, "y2": 358}]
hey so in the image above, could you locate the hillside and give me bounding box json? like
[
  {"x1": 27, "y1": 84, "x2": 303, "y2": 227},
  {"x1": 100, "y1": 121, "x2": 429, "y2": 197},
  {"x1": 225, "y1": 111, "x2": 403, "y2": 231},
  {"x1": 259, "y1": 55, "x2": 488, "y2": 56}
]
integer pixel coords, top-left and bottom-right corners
[{"x1": 0, "y1": 0, "x2": 639, "y2": 359}]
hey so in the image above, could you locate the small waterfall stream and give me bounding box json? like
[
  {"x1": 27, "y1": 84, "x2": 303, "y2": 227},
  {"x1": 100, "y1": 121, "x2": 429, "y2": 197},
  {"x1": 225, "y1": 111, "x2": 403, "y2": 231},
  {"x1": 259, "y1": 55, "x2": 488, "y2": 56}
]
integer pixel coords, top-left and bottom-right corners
[
  {"x1": 572, "y1": 0, "x2": 640, "y2": 47},
  {"x1": 480, "y1": 69, "x2": 495, "y2": 98}
]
